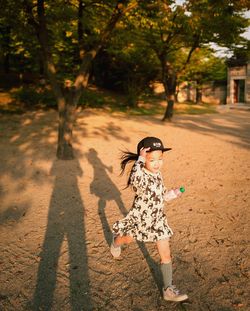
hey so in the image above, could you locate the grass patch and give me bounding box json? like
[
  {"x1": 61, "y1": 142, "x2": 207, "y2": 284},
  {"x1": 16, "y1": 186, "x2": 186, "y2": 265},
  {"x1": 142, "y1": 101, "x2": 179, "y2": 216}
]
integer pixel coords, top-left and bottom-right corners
[
  {"x1": 0, "y1": 86, "x2": 56, "y2": 114},
  {"x1": 0, "y1": 84, "x2": 218, "y2": 116},
  {"x1": 174, "y1": 102, "x2": 218, "y2": 115}
]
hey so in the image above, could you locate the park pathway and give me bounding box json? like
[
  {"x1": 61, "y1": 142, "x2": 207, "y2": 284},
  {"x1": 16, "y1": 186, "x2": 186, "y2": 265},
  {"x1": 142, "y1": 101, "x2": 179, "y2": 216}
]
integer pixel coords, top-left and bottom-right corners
[{"x1": 0, "y1": 109, "x2": 249, "y2": 311}]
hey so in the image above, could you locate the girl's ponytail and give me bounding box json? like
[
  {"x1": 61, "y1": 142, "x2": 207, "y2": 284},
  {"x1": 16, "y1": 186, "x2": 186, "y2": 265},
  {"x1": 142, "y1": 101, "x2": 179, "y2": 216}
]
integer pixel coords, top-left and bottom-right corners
[{"x1": 120, "y1": 151, "x2": 138, "y2": 187}]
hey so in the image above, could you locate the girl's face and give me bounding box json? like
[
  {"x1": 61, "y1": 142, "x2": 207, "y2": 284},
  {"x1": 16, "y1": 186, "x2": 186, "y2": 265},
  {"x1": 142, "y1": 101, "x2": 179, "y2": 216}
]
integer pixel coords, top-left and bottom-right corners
[{"x1": 145, "y1": 150, "x2": 163, "y2": 174}]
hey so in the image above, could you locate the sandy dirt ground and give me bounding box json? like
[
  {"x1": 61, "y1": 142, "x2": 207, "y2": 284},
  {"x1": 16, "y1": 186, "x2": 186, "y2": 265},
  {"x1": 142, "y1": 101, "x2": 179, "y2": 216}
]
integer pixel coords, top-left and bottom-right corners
[{"x1": 0, "y1": 107, "x2": 249, "y2": 311}]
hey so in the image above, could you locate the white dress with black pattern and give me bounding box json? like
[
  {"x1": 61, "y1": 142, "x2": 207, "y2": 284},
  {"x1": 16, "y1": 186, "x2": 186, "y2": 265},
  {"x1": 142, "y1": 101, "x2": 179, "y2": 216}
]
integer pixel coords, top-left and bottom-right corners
[{"x1": 112, "y1": 157, "x2": 175, "y2": 242}]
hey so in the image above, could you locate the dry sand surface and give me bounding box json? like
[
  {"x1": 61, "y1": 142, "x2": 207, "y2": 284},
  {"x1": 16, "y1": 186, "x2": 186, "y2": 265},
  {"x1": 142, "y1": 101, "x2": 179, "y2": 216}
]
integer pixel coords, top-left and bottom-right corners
[{"x1": 0, "y1": 108, "x2": 249, "y2": 311}]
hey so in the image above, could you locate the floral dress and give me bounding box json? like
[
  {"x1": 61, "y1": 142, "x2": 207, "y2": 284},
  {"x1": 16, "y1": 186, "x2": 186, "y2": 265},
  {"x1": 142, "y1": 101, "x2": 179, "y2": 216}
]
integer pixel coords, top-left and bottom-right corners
[{"x1": 112, "y1": 157, "x2": 176, "y2": 242}]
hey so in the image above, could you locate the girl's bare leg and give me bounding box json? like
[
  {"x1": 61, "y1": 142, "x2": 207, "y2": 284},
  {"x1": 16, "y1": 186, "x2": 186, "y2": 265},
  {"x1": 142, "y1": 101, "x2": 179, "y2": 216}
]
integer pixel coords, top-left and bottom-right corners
[
  {"x1": 156, "y1": 239, "x2": 171, "y2": 263},
  {"x1": 157, "y1": 239, "x2": 173, "y2": 290},
  {"x1": 114, "y1": 234, "x2": 133, "y2": 246},
  {"x1": 157, "y1": 239, "x2": 188, "y2": 301}
]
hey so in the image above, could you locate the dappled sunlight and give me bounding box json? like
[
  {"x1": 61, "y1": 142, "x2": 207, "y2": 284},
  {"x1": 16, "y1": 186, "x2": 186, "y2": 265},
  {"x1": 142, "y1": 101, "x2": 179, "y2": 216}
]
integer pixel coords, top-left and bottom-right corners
[
  {"x1": 92, "y1": 121, "x2": 129, "y2": 141},
  {"x1": 0, "y1": 157, "x2": 55, "y2": 226},
  {"x1": 74, "y1": 113, "x2": 130, "y2": 143},
  {"x1": 0, "y1": 108, "x2": 249, "y2": 310},
  {"x1": 10, "y1": 134, "x2": 20, "y2": 143},
  {"x1": 19, "y1": 141, "x2": 33, "y2": 152},
  {"x1": 0, "y1": 110, "x2": 59, "y2": 226},
  {"x1": 0, "y1": 201, "x2": 31, "y2": 226},
  {"x1": 22, "y1": 118, "x2": 33, "y2": 126},
  {"x1": 46, "y1": 134, "x2": 57, "y2": 144},
  {"x1": 174, "y1": 102, "x2": 217, "y2": 115}
]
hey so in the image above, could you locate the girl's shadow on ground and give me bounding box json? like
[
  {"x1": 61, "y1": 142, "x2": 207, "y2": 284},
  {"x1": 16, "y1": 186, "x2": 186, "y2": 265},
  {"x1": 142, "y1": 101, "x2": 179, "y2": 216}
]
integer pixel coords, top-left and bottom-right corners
[
  {"x1": 87, "y1": 148, "x2": 126, "y2": 245},
  {"x1": 86, "y1": 148, "x2": 163, "y2": 290}
]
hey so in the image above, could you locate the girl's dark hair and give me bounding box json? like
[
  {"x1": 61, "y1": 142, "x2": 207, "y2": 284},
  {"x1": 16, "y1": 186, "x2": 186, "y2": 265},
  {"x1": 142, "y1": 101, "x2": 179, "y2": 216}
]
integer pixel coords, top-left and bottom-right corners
[{"x1": 120, "y1": 150, "x2": 138, "y2": 188}]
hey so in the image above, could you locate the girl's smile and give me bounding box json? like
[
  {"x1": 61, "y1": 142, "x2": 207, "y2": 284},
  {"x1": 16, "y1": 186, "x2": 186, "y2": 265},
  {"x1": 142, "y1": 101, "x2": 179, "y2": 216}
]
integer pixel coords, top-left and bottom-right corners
[{"x1": 145, "y1": 150, "x2": 163, "y2": 174}]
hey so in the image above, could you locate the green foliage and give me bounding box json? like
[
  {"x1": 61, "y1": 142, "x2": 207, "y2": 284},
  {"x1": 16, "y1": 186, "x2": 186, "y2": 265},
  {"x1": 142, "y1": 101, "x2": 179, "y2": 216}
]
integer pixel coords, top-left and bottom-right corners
[
  {"x1": 12, "y1": 86, "x2": 56, "y2": 108},
  {"x1": 186, "y1": 0, "x2": 249, "y2": 48},
  {"x1": 93, "y1": 39, "x2": 160, "y2": 106},
  {"x1": 180, "y1": 47, "x2": 227, "y2": 85},
  {"x1": 1, "y1": 84, "x2": 217, "y2": 115},
  {"x1": 0, "y1": 0, "x2": 249, "y2": 112},
  {"x1": 226, "y1": 40, "x2": 250, "y2": 66},
  {"x1": 79, "y1": 89, "x2": 106, "y2": 108},
  {"x1": 0, "y1": 1, "x2": 41, "y2": 73},
  {"x1": 0, "y1": 1, "x2": 126, "y2": 75}
]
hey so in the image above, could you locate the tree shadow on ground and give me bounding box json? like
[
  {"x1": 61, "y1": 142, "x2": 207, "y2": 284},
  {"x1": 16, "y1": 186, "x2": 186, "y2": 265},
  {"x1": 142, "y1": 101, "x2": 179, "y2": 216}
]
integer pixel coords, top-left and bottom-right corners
[
  {"x1": 172, "y1": 112, "x2": 250, "y2": 150},
  {"x1": 86, "y1": 148, "x2": 163, "y2": 291},
  {"x1": 86, "y1": 109, "x2": 250, "y2": 151},
  {"x1": 0, "y1": 203, "x2": 30, "y2": 225},
  {"x1": 32, "y1": 159, "x2": 92, "y2": 311},
  {"x1": 0, "y1": 109, "x2": 128, "y2": 224},
  {"x1": 0, "y1": 110, "x2": 60, "y2": 216}
]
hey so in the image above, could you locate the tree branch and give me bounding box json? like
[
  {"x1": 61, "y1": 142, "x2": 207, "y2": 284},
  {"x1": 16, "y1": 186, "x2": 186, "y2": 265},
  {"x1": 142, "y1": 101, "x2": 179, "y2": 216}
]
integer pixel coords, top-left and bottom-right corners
[
  {"x1": 24, "y1": 0, "x2": 64, "y2": 105},
  {"x1": 181, "y1": 33, "x2": 201, "y2": 72},
  {"x1": 74, "y1": 0, "x2": 138, "y2": 91}
]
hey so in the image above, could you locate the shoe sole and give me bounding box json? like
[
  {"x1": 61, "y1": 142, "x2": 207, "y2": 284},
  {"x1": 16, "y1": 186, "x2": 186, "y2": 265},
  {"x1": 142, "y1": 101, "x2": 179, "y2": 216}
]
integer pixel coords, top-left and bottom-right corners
[{"x1": 164, "y1": 295, "x2": 188, "y2": 302}]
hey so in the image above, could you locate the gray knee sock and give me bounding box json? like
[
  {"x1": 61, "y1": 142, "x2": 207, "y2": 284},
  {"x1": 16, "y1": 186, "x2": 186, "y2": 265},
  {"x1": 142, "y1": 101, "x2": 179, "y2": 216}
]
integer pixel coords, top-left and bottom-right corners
[{"x1": 160, "y1": 262, "x2": 172, "y2": 289}]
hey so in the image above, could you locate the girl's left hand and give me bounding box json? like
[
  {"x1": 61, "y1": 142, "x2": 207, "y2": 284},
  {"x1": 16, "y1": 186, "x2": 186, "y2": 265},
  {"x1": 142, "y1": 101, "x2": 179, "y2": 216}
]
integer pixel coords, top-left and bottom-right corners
[{"x1": 140, "y1": 147, "x2": 150, "y2": 159}]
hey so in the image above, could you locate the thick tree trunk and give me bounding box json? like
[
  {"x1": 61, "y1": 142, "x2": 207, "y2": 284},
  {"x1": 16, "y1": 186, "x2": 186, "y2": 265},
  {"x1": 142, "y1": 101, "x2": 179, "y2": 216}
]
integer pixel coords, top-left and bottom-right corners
[
  {"x1": 3, "y1": 26, "x2": 11, "y2": 74},
  {"x1": 25, "y1": 0, "x2": 136, "y2": 159},
  {"x1": 174, "y1": 84, "x2": 179, "y2": 103},
  {"x1": 154, "y1": 35, "x2": 199, "y2": 121},
  {"x1": 157, "y1": 55, "x2": 177, "y2": 121},
  {"x1": 196, "y1": 89, "x2": 202, "y2": 104},
  {"x1": 38, "y1": 51, "x2": 44, "y2": 76},
  {"x1": 163, "y1": 93, "x2": 175, "y2": 121},
  {"x1": 3, "y1": 54, "x2": 10, "y2": 74},
  {"x1": 162, "y1": 71, "x2": 176, "y2": 121},
  {"x1": 28, "y1": 0, "x2": 75, "y2": 159},
  {"x1": 196, "y1": 82, "x2": 202, "y2": 104},
  {"x1": 56, "y1": 88, "x2": 77, "y2": 159}
]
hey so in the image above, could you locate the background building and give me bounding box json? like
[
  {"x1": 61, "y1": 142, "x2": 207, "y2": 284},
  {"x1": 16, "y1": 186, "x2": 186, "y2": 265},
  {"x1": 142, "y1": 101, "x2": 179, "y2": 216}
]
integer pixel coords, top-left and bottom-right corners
[{"x1": 227, "y1": 61, "x2": 250, "y2": 105}]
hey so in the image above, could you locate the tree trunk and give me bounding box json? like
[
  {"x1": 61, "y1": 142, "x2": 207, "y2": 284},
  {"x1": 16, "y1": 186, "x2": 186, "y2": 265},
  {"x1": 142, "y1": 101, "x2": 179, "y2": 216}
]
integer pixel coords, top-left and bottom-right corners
[
  {"x1": 57, "y1": 88, "x2": 77, "y2": 159},
  {"x1": 77, "y1": 0, "x2": 85, "y2": 61},
  {"x1": 24, "y1": 0, "x2": 136, "y2": 159},
  {"x1": 161, "y1": 61, "x2": 177, "y2": 121},
  {"x1": 157, "y1": 55, "x2": 177, "y2": 121},
  {"x1": 3, "y1": 26, "x2": 11, "y2": 74},
  {"x1": 196, "y1": 81, "x2": 202, "y2": 104},
  {"x1": 38, "y1": 0, "x2": 76, "y2": 159},
  {"x1": 163, "y1": 92, "x2": 175, "y2": 121},
  {"x1": 38, "y1": 51, "x2": 44, "y2": 76},
  {"x1": 174, "y1": 84, "x2": 179, "y2": 103},
  {"x1": 196, "y1": 89, "x2": 202, "y2": 104},
  {"x1": 154, "y1": 37, "x2": 200, "y2": 121},
  {"x1": 3, "y1": 53, "x2": 10, "y2": 74}
]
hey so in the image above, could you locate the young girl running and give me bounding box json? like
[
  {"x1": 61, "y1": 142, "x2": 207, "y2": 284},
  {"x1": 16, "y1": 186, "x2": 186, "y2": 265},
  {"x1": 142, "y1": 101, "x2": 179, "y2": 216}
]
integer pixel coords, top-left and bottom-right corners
[{"x1": 111, "y1": 136, "x2": 188, "y2": 302}]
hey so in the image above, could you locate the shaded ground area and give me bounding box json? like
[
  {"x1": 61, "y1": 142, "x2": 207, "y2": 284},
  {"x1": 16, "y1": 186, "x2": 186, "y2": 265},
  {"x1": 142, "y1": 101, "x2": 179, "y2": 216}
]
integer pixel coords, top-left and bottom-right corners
[{"x1": 0, "y1": 108, "x2": 249, "y2": 311}]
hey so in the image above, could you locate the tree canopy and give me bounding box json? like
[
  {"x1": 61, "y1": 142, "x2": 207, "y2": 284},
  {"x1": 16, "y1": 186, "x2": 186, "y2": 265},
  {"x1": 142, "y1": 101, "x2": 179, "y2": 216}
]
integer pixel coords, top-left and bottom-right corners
[{"x1": 0, "y1": 0, "x2": 249, "y2": 158}]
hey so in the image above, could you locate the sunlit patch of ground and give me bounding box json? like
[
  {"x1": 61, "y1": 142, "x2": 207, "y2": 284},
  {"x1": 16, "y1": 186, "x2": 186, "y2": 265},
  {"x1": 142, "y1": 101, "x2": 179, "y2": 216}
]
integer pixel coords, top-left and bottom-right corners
[{"x1": 0, "y1": 103, "x2": 249, "y2": 310}]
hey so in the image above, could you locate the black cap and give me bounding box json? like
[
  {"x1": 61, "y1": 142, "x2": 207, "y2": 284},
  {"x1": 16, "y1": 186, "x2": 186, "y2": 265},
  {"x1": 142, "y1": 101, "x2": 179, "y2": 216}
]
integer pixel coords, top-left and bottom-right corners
[{"x1": 137, "y1": 137, "x2": 172, "y2": 155}]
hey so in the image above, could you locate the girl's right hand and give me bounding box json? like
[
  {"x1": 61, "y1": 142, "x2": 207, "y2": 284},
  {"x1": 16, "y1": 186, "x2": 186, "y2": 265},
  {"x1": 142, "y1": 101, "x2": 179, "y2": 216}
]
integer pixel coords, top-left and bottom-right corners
[{"x1": 140, "y1": 147, "x2": 150, "y2": 159}]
